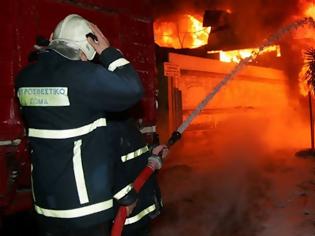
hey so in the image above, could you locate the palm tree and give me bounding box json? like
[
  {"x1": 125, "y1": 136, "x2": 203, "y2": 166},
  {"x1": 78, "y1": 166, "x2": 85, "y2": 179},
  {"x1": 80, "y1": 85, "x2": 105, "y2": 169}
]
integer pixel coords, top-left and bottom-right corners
[{"x1": 296, "y1": 48, "x2": 315, "y2": 157}]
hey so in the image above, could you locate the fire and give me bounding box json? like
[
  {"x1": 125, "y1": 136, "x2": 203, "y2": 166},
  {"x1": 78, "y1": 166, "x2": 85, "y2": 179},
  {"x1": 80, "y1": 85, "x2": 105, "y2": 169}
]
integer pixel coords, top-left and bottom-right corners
[
  {"x1": 154, "y1": 14, "x2": 211, "y2": 49},
  {"x1": 295, "y1": 2, "x2": 315, "y2": 39},
  {"x1": 304, "y1": 3, "x2": 315, "y2": 18},
  {"x1": 207, "y1": 45, "x2": 281, "y2": 63}
]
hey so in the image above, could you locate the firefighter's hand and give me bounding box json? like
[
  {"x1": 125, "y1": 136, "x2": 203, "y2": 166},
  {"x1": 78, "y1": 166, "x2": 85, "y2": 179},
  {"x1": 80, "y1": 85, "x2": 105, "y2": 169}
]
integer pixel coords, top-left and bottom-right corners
[
  {"x1": 149, "y1": 145, "x2": 168, "y2": 170},
  {"x1": 87, "y1": 23, "x2": 110, "y2": 54},
  {"x1": 152, "y1": 145, "x2": 168, "y2": 160},
  {"x1": 126, "y1": 200, "x2": 137, "y2": 217}
]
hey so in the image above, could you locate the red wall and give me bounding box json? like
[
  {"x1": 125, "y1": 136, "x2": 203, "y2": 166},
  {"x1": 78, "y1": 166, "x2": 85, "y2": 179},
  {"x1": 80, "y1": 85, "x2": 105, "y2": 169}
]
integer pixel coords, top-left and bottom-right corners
[{"x1": 0, "y1": 0, "x2": 157, "y2": 141}]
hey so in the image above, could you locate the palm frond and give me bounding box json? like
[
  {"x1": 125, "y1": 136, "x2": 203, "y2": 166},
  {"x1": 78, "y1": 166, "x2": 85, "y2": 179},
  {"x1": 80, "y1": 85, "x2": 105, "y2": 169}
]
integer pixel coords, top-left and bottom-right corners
[{"x1": 304, "y1": 48, "x2": 315, "y2": 95}]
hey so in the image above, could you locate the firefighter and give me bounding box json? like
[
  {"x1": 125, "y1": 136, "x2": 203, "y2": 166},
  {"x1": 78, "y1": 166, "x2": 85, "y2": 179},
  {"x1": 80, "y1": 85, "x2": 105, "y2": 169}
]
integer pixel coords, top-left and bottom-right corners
[
  {"x1": 107, "y1": 111, "x2": 168, "y2": 236},
  {"x1": 15, "y1": 14, "x2": 143, "y2": 236}
]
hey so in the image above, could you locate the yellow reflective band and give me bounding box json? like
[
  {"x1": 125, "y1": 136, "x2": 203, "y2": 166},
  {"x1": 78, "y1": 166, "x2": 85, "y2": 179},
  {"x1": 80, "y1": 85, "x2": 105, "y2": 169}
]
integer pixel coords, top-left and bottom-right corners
[
  {"x1": 108, "y1": 58, "x2": 130, "y2": 71},
  {"x1": 73, "y1": 140, "x2": 89, "y2": 204},
  {"x1": 34, "y1": 199, "x2": 113, "y2": 218},
  {"x1": 121, "y1": 146, "x2": 149, "y2": 162},
  {"x1": 140, "y1": 126, "x2": 156, "y2": 134},
  {"x1": 113, "y1": 184, "x2": 133, "y2": 200},
  {"x1": 28, "y1": 118, "x2": 107, "y2": 139},
  {"x1": 124, "y1": 204, "x2": 156, "y2": 225},
  {"x1": 18, "y1": 87, "x2": 70, "y2": 107}
]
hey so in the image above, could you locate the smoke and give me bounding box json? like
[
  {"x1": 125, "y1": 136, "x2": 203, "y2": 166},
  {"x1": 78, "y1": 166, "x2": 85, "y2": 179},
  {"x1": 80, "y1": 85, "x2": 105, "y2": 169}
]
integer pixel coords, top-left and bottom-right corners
[
  {"x1": 228, "y1": 0, "x2": 301, "y2": 43},
  {"x1": 152, "y1": 105, "x2": 311, "y2": 235},
  {"x1": 151, "y1": 0, "x2": 218, "y2": 18},
  {"x1": 152, "y1": 0, "x2": 303, "y2": 43}
]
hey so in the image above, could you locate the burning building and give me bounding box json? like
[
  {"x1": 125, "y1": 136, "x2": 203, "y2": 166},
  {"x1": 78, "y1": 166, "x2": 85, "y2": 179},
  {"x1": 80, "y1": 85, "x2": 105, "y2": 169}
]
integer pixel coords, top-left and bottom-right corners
[{"x1": 152, "y1": 0, "x2": 315, "y2": 137}]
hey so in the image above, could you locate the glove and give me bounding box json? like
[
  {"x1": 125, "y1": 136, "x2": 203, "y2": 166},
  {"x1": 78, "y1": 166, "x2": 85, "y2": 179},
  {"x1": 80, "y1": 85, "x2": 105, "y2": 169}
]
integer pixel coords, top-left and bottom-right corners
[
  {"x1": 148, "y1": 154, "x2": 163, "y2": 170},
  {"x1": 117, "y1": 187, "x2": 138, "y2": 206},
  {"x1": 152, "y1": 145, "x2": 168, "y2": 160}
]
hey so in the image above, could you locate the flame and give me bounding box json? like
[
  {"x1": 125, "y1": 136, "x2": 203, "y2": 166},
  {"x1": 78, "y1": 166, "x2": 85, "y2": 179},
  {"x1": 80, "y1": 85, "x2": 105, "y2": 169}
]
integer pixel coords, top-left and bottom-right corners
[
  {"x1": 207, "y1": 45, "x2": 281, "y2": 63},
  {"x1": 154, "y1": 14, "x2": 211, "y2": 49},
  {"x1": 304, "y1": 3, "x2": 315, "y2": 18},
  {"x1": 294, "y1": 1, "x2": 315, "y2": 40}
]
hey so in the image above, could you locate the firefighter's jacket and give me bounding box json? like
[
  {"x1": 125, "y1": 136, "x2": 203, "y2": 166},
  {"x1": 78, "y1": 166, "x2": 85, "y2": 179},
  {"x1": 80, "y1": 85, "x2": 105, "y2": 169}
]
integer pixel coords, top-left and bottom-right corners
[
  {"x1": 15, "y1": 47, "x2": 144, "y2": 229},
  {"x1": 108, "y1": 115, "x2": 162, "y2": 230}
]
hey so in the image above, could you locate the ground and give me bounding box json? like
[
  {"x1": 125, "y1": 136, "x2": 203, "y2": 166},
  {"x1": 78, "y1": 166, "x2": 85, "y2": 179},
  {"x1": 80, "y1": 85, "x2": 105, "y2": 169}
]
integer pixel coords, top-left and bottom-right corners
[{"x1": 151, "y1": 111, "x2": 315, "y2": 236}]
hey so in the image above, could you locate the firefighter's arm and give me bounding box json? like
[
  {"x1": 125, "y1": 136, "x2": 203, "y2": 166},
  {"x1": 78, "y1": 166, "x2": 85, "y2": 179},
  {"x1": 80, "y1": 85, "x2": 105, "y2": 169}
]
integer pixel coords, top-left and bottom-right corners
[
  {"x1": 85, "y1": 23, "x2": 144, "y2": 111},
  {"x1": 82, "y1": 49, "x2": 144, "y2": 111}
]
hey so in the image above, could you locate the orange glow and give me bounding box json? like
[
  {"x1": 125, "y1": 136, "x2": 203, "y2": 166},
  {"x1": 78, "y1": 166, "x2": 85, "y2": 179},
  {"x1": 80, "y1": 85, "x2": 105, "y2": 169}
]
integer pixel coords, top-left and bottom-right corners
[
  {"x1": 305, "y1": 3, "x2": 315, "y2": 18},
  {"x1": 178, "y1": 67, "x2": 292, "y2": 142},
  {"x1": 168, "y1": 54, "x2": 289, "y2": 134},
  {"x1": 154, "y1": 14, "x2": 211, "y2": 49},
  {"x1": 294, "y1": 1, "x2": 315, "y2": 40},
  {"x1": 207, "y1": 45, "x2": 281, "y2": 63}
]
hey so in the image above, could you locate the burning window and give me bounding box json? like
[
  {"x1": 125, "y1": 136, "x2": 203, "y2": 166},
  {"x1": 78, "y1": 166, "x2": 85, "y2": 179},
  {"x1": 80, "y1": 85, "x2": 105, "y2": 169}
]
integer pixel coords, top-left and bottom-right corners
[
  {"x1": 207, "y1": 45, "x2": 281, "y2": 63},
  {"x1": 153, "y1": 14, "x2": 211, "y2": 49}
]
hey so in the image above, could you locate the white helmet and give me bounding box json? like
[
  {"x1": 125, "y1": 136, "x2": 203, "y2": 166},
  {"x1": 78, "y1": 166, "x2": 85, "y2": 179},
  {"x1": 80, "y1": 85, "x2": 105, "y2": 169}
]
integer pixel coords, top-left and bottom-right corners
[{"x1": 49, "y1": 14, "x2": 96, "y2": 60}]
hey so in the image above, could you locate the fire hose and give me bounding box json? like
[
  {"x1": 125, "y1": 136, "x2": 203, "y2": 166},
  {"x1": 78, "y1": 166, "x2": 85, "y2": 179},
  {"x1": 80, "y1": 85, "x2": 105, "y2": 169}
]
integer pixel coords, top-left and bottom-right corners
[{"x1": 111, "y1": 17, "x2": 315, "y2": 236}]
